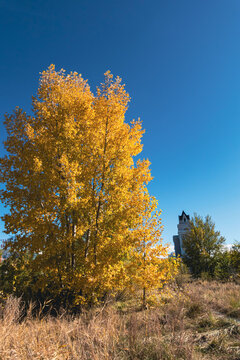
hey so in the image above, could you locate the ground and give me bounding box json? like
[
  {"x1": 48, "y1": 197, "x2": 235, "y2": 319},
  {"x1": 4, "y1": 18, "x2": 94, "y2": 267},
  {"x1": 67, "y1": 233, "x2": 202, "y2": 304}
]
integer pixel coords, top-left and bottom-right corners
[{"x1": 0, "y1": 279, "x2": 239, "y2": 359}]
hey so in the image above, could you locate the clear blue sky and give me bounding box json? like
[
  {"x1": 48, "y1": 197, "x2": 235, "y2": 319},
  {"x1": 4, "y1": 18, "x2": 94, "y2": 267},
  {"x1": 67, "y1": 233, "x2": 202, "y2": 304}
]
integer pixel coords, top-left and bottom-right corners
[{"x1": 0, "y1": 0, "x2": 239, "y2": 247}]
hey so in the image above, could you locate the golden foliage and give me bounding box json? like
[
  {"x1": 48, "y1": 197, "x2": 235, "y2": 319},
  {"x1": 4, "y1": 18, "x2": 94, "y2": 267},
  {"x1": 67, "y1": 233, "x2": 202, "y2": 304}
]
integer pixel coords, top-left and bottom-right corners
[{"x1": 0, "y1": 65, "x2": 177, "y2": 304}]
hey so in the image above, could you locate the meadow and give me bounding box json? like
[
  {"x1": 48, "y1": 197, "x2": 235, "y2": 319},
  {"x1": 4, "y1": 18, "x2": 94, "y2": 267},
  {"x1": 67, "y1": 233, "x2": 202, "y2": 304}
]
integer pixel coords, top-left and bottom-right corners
[{"x1": 0, "y1": 279, "x2": 239, "y2": 360}]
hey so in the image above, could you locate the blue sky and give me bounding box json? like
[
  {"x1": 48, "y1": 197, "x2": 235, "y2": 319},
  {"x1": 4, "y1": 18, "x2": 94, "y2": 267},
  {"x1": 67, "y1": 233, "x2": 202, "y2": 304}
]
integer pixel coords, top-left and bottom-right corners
[{"x1": 0, "y1": 0, "x2": 239, "y2": 246}]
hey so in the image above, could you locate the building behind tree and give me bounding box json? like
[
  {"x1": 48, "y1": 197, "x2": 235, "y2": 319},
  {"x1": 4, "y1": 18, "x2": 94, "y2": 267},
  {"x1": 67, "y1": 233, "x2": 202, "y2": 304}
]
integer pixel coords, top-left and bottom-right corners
[{"x1": 173, "y1": 211, "x2": 190, "y2": 257}]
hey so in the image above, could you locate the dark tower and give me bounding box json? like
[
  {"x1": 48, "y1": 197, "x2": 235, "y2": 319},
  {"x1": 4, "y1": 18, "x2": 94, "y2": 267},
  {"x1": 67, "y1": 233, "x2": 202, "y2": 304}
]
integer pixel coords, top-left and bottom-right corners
[{"x1": 173, "y1": 211, "x2": 190, "y2": 256}]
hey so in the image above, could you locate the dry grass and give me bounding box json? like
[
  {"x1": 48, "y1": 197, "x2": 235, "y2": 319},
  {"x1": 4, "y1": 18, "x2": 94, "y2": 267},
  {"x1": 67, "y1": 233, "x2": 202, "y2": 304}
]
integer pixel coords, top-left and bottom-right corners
[
  {"x1": 0, "y1": 281, "x2": 239, "y2": 360},
  {"x1": 189, "y1": 281, "x2": 240, "y2": 319}
]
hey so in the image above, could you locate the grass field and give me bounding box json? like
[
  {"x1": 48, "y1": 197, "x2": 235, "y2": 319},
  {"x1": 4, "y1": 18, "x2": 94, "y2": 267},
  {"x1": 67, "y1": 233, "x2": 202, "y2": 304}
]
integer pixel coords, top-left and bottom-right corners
[{"x1": 0, "y1": 280, "x2": 239, "y2": 359}]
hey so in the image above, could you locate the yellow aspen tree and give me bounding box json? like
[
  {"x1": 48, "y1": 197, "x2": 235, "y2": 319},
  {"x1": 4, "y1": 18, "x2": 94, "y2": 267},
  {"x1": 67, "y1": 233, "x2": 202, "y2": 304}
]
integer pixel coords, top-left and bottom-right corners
[
  {"x1": 0, "y1": 65, "x2": 176, "y2": 306},
  {"x1": 126, "y1": 197, "x2": 178, "y2": 307}
]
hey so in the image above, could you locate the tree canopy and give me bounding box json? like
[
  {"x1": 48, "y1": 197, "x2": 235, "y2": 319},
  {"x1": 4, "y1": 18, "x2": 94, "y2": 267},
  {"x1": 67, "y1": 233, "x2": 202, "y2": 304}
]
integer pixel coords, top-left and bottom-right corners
[
  {"x1": 0, "y1": 65, "x2": 176, "y2": 307},
  {"x1": 182, "y1": 214, "x2": 225, "y2": 277}
]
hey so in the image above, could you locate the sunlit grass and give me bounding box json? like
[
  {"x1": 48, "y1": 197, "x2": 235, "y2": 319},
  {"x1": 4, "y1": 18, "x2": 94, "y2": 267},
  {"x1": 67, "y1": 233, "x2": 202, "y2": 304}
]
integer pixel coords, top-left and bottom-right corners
[{"x1": 0, "y1": 280, "x2": 239, "y2": 359}]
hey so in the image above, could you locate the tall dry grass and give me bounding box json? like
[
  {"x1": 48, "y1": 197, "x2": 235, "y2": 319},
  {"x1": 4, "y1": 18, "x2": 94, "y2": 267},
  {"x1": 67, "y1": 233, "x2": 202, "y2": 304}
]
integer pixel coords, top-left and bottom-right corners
[{"x1": 0, "y1": 281, "x2": 239, "y2": 360}]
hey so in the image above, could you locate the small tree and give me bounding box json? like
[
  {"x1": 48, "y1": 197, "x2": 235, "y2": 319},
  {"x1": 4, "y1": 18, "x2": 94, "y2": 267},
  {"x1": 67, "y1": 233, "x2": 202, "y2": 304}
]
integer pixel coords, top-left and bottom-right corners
[
  {"x1": 182, "y1": 214, "x2": 225, "y2": 277},
  {"x1": 126, "y1": 198, "x2": 179, "y2": 308},
  {"x1": 229, "y1": 242, "x2": 240, "y2": 277},
  {"x1": 214, "y1": 250, "x2": 232, "y2": 280},
  {"x1": 214, "y1": 242, "x2": 240, "y2": 280}
]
